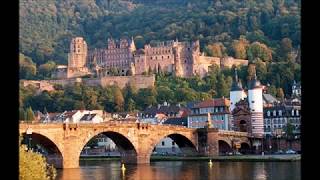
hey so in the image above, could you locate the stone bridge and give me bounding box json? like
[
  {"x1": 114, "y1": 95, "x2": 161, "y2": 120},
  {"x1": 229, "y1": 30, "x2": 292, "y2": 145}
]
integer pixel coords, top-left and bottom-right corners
[{"x1": 19, "y1": 122, "x2": 251, "y2": 169}]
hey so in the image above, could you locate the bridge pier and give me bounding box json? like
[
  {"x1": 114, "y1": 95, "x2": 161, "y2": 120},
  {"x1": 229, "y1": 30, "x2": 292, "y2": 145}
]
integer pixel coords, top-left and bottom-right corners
[{"x1": 121, "y1": 153, "x2": 150, "y2": 164}]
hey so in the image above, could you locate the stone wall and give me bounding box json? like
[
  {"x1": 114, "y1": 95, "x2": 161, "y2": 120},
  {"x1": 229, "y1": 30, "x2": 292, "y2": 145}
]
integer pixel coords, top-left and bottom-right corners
[{"x1": 45, "y1": 75, "x2": 155, "y2": 89}]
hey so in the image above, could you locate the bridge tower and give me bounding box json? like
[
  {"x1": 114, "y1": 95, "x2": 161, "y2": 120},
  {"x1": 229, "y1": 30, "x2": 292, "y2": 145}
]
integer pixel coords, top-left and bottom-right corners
[{"x1": 247, "y1": 70, "x2": 264, "y2": 137}]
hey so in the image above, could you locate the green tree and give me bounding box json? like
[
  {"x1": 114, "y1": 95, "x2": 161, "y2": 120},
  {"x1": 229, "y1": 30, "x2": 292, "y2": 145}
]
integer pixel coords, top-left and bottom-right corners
[
  {"x1": 247, "y1": 64, "x2": 256, "y2": 81},
  {"x1": 19, "y1": 108, "x2": 26, "y2": 121},
  {"x1": 126, "y1": 98, "x2": 136, "y2": 112},
  {"x1": 38, "y1": 61, "x2": 56, "y2": 79},
  {"x1": 26, "y1": 107, "x2": 35, "y2": 122},
  {"x1": 216, "y1": 74, "x2": 228, "y2": 98},
  {"x1": 283, "y1": 122, "x2": 295, "y2": 149},
  {"x1": 156, "y1": 86, "x2": 174, "y2": 104},
  {"x1": 247, "y1": 42, "x2": 272, "y2": 62},
  {"x1": 20, "y1": 53, "x2": 37, "y2": 79}
]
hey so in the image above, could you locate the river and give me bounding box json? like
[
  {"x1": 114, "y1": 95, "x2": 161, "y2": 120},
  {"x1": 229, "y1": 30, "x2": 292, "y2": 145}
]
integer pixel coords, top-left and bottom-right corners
[{"x1": 56, "y1": 160, "x2": 300, "y2": 180}]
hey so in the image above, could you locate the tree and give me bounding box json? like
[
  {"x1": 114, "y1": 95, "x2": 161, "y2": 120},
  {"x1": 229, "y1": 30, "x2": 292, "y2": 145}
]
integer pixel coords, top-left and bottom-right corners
[
  {"x1": 231, "y1": 37, "x2": 249, "y2": 59},
  {"x1": 26, "y1": 107, "x2": 35, "y2": 122},
  {"x1": 204, "y1": 43, "x2": 227, "y2": 57},
  {"x1": 126, "y1": 98, "x2": 136, "y2": 112},
  {"x1": 19, "y1": 139, "x2": 56, "y2": 180},
  {"x1": 156, "y1": 86, "x2": 174, "y2": 103},
  {"x1": 38, "y1": 61, "x2": 56, "y2": 78},
  {"x1": 279, "y1": 38, "x2": 293, "y2": 61},
  {"x1": 255, "y1": 59, "x2": 267, "y2": 83},
  {"x1": 283, "y1": 122, "x2": 295, "y2": 149},
  {"x1": 247, "y1": 42, "x2": 272, "y2": 62},
  {"x1": 113, "y1": 86, "x2": 124, "y2": 112},
  {"x1": 19, "y1": 108, "x2": 26, "y2": 121},
  {"x1": 247, "y1": 64, "x2": 256, "y2": 81},
  {"x1": 20, "y1": 53, "x2": 37, "y2": 79},
  {"x1": 216, "y1": 74, "x2": 228, "y2": 98},
  {"x1": 267, "y1": 85, "x2": 277, "y2": 97},
  {"x1": 276, "y1": 88, "x2": 285, "y2": 100}
]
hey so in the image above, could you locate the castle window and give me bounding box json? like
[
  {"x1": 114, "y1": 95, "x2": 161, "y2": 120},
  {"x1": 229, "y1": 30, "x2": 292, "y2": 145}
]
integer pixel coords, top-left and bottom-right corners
[
  {"x1": 162, "y1": 141, "x2": 165, "y2": 146},
  {"x1": 168, "y1": 56, "x2": 170, "y2": 59},
  {"x1": 162, "y1": 56, "x2": 163, "y2": 59},
  {"x1": 251, "y1": 101, "x2": 255, "y2": 103},
  {"x1": 185, "y1": 60, "x2": 187, "y2": 63},
  {"x1": 267, "y1": 111, "x2": 270, "y2": 116}
]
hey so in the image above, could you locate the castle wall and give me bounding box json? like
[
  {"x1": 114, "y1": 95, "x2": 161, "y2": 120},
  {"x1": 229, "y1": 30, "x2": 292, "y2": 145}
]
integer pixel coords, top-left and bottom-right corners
[
  {"x1": 220, "y1": 57, "x2": 248, "y2": 68},
  {"x1": 96, "y1": 75, "x2": 155, "y2": 89}
]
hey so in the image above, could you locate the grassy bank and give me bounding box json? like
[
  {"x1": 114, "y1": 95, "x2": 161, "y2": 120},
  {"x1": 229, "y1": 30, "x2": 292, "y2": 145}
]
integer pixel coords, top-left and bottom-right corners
[{"x1": 80, "y1": 155, "x2": 300, "y2": 162}]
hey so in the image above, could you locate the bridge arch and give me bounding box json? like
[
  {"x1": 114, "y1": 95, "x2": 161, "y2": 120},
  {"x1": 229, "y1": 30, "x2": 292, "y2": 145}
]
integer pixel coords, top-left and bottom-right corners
[
  {"x1": 21, "y1": 132, "x2": 63, "y2": 168},
  {"x1": 218, "y1": 140, "x2": 232, "y2": 155},
  {"x1": 148, "y1": 133, "x2": 198, "y2": 157},
  {"x1": 80, "y1": 131, "x2": 138, "y2": 164},
  {"x1": 239, "y1": 142, "x2": 251, "y2": 154}
]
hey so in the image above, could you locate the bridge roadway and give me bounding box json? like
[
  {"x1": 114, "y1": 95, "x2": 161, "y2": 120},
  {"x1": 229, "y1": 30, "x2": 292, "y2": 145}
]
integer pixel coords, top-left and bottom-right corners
[{"x1": 19, "y1": 122, "x2": 250, "y2": 168}]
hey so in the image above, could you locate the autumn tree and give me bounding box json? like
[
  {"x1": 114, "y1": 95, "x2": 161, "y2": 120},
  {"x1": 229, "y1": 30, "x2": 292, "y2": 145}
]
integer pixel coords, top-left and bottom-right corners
[
  {"x1": 231, "y1": 37, "x2": 249, "y2": 59},
  {"x1": 204, "y1": 42, "x2": 227, "y2": 57},
  {"x1": 113, "y1": 86, "x2": 125, "y2": 112}
]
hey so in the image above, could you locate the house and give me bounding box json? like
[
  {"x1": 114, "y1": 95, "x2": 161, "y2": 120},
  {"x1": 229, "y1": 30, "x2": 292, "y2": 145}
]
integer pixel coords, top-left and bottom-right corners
[
  {"x1": 139, "y1": 102, "x2": 190, "y2": 124},
  {"x1": 187, "y1": 97, "x2": 231, "y2": 130}
]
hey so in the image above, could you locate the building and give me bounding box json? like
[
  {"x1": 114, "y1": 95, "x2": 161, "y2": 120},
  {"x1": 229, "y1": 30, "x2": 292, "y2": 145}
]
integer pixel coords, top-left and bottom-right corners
[
  {"x1": 230, "y1": 67, "x2": 264, "y2": 137},
  {"x1": 264, "y1": 104, "x2": 301, "y2": 136},
  {"x1": 42, "y1": 110, "x2": 104, "y2": 123},
  {"x1": 53, "y1": 37, "x2": 249, "y2": 79},
  {"x1": 187, "y1": 97, "x2": 231, "y2": 130},
  {"x1": 292, "y1": 80, "x2": 301, "y2": 97},
  {"x1": 139, "y1": 102, "x2": 190, "y2": 124}
]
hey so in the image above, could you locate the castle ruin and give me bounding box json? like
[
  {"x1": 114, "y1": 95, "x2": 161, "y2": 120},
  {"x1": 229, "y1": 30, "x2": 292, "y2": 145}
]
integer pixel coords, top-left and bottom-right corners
[{"x1": 53, "y1": 37, "x2": 248, "y2": 79}]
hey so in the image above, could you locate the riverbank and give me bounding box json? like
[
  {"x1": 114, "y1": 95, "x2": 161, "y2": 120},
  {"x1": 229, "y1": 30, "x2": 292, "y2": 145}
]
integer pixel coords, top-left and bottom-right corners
[{"x1": 80, "y1": 154, "x2": 300, "y2": 162}]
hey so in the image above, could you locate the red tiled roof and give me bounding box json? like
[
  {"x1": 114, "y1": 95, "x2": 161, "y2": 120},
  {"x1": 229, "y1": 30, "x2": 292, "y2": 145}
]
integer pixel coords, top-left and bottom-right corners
[{"x1": 194, "y1": 98, "x2": 230, "y2": 108}]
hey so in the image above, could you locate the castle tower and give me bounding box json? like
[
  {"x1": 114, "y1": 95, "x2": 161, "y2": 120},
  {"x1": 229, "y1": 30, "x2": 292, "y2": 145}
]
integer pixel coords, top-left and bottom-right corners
[
  {"x1": 230, "y1": 68, "x2": 247, "y2": 112},
  {"x1": 120, "y1": 38, "x2": 129, "y2": 49},
  {"x1": 173, "y1": 44, "x2": 183, "y2": 77},
  {"x1": 129, "y1": 37, "x2": 136, "y2": 52},
  {"x1": 68, "y1": 37, "x2": 88, "y2": 68},
  {"x1": 247, "y1": 69, "x2": 264, "y2": 137},
  {"x1": 107, "y1": 38, "x2": 116, "y2": 49}
]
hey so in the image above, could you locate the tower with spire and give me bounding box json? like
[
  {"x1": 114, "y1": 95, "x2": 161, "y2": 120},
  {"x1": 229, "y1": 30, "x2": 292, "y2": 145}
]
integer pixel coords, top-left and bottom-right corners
[
  {"x1": 247, "y1": 67, "x2": 264, "y2": 137},
  {"x1": 230, "y1": 68, "x2": 247, "y2": 112}
]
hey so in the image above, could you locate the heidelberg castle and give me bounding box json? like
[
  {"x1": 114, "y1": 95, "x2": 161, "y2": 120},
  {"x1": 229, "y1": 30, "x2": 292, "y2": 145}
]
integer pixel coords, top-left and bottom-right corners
[{"x1": 54, "y1": 37, "x2": 248, "y2": 79}]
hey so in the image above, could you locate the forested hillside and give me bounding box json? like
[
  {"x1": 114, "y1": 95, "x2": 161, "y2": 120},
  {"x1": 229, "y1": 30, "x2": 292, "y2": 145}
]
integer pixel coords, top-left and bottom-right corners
[
  {"x1": 19, "y1": 0, "x2": 300, "y2": 101},
  {"x1": 20, "y1": 0, "x2": 300, "y2": 64}
]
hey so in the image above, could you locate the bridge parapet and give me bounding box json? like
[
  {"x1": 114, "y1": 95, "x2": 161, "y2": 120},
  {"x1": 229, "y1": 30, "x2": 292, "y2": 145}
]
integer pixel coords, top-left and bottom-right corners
[{"x1": 218, "y1": 130, "x2": 249, "y2": 137}]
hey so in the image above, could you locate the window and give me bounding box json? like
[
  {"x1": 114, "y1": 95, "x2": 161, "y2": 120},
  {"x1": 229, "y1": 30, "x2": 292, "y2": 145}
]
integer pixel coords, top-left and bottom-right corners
[
  {"x1": 267, "y1": 111, "x2": 270, "y2": 116},
  {"x1": 168, "y1": 56, "x2": 170, "y2": 59},
  {"x1": 172, "y1": 141, "x2": 175, "y2": 146},
  {"x1": 292, "y1": 110, "x2": 294, "y2": 116},
  {"x1": 279, "y1": 110, "x2": 282, "y2": 116},
  {"x1": 251, "y1": 101, "x2": 255, "y2": 103},
  {"x1": 273, "y1": 110, "x2": 276, "y2": 116},
  {"x1": 296, "y1": 110, "x2": 299, "y2": 116},
  {"x1": 162, "y1": 141, "x2": 165, "y2": 146}
]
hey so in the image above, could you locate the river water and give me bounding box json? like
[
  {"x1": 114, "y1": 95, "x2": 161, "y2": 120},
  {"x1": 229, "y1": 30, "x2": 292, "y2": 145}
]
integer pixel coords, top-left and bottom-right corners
[{"x1": 56, "y1": 160, "x2": 300, "y2": 180}]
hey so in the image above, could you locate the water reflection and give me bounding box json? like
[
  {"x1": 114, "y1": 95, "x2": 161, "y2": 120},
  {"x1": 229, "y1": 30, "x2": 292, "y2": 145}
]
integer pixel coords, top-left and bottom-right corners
[{"x1": 57, "y1": 160, "x2": 300, "y2": 180}]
